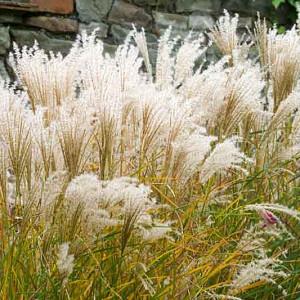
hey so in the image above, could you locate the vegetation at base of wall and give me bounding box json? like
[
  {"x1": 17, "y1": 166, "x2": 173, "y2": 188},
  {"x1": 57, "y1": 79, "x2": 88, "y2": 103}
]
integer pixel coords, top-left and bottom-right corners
[
  {"x1": 272, "y1": 0, "x2": 299, "y2": 28},
  {"x1": 272, "y1": 0, "x2": 298, "y2": 9},
  {"x1": 0, "y1": 10, "x2": 300, "y2": 299}
]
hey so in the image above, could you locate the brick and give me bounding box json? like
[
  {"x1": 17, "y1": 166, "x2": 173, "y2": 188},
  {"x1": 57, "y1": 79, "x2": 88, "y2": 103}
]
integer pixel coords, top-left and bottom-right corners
[{"x1": 30, "y1": 0, "x2": 74, "y2": 14}]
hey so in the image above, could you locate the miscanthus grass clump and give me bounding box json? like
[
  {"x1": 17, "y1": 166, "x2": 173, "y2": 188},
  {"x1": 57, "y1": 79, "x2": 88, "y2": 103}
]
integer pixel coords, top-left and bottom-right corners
[{"x1": 0, "y1": 11, "x2": 300, "y2": 299}]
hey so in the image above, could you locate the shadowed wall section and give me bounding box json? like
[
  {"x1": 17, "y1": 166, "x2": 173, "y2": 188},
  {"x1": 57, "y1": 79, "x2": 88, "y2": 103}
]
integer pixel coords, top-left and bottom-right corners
[{"x1": 0, "y1": 0, "x2": 274, "y2": 79}]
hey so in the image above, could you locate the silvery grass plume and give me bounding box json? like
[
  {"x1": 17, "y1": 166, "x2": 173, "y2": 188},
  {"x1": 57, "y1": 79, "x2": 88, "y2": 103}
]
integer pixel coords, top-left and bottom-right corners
[
  {"x1": 57, "y1": 242, "x2": 74, "y2": 284},
  {"x1": 9, "y1": 42, "x2": 78, "y2": 116},
  {"x1": 210, "y1": 10, "x2": 251, "y2": 64},
  {"x1": 230, "y1": 257, "x2": 287, "y2": 296},
  {"x1": 65, "y1": 174, "x2": 173, "y2": 243},
  {"x1": 230, "y1": 212, "x2": 292, "y2": 298},
  {"x1": 199, "y1": 137, "x2": 252, "y2": 183},
  {"x1": 254, "y1": 20, "x2": 300, "y2": 112}
]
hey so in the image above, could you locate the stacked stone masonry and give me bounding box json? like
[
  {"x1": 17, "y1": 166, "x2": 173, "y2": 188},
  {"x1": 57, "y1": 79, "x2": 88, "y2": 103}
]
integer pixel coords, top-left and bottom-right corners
[{"x1": 0, "y1": 0, "x2": 275, "y2": 79}]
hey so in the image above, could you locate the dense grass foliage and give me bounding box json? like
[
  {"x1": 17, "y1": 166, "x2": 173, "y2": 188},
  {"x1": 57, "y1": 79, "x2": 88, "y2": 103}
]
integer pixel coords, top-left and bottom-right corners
[{"x1": 0, "y1": 11, "x2": 300, "y2": 299}]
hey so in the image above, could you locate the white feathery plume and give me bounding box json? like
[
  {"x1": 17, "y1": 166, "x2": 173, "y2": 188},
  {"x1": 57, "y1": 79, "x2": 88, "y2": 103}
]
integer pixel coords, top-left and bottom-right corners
[
  {"x1": 65, "y1": 174, "x2": 172, "y2": 239},
  {"x1": 199, "y1": 137, "x2": 251, "y2": 183},
  {"x1": 41, "y1": 171, "x2": 68, "y2": 211},
  {"x1": 57, "y1": 242, "x2": 74, "y2": 279},
  {"x1": 133, "y1": 26, "x2": 153, "y2": 79},
  {"x1": 10, "y1": 42, "x2": 78, "y2": 114},
  {"x1": 265, "y1": 27, "x2": 300, "y2": 111},
  {"x1": 246, "y1": 203, "x2": 300, "y2": 222},
  {"x1": 210, "y1": 10, "x2": 251, "y2": 62},
  {"x1": 174, "y1": 33, "x2": 206, "y2": 87},
  {"x1": 170, "y1": 133, "x2": 215, "y2": 182},
  {"x1": 230, "y1": 257, "x2": 287, "y2": 292},
  {"x1": 266, "y1": 85, "x2": 300, "y2": 136},
  {"x1": 156, "y1": 27, "x2": 176, "y2": 90},
  {"x1": 210, "y1": 10, "x2": 239, "y2": 57}
]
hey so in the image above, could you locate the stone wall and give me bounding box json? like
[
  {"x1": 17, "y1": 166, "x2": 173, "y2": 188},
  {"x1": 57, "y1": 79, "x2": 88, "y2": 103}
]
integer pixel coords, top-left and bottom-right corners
[{"x1": 0, "y1": 0, "x2": 275, "y2": 79}]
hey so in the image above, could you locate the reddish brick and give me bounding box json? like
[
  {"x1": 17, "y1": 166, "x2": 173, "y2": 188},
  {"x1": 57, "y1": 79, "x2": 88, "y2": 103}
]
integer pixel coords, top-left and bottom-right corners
[{"x1": 30, "y1": 0, "x2": 74, "y2": 14}]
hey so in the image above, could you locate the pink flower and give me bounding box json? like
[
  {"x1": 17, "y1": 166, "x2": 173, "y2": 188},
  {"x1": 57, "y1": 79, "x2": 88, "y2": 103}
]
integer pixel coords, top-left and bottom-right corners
[{"x1": 259, "y1": 209, "x2": 279, "y2": 227}]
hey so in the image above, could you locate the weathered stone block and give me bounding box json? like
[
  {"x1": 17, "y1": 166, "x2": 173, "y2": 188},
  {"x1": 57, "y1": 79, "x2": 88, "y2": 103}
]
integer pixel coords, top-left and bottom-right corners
[
  {"x1": 145, "y1": 31, "x2": 158, "y2": 46},
  {"x1": 11, "y1": 29, "x2": 73, "y2": 55},
  {"x1": 176, "y1": 0, "x2": 221, "y2": 13},
  {"x1": 111, "y1": 24, "x2": 157, "y2": 46},
  {"x1": 0, "y1": 11, "x2": 23, "y2": 24},
  {"x1": 25, "y1": 16, "x2": 78, "y2": 33},
  {"x1": 188, "y1": 13, "x2": 215, "y2": 31},
  {"x1": 132, "y1": 0, "x2": 157, "y2": 6},
  {"x1": 0, "y1": 27, "x2": 10, "y2": 55},
  {"x1": 238, "y1": 17, "x2": 253, "y2": 28},
  {"x1": 79, "y1": 22, "x2": 109, "y2": 38},
  {"x1": 205, "y1": 44, "x2": 221, "y2": 63},
  {"x1": 108, "y1": 0, "x2": 152, "y2": 28},
  {"x1": 76, "y1": 0, "x2": 113, "y2": 22},
  {"x1": 158, "y1": 28, "x2": 186, "y2": 44},
  {"x1": 111, "y1": 24, "x2": 131, "y2": 43},
  {"x1": 0, "y1": 59, "x2": 9, "y2": 80},
  {"x1": 154, "y1": 12, "x2": 188, "y2": 30},
  {"x1": 103, "y1": 42, "x2": 118, "y2": 56}
]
